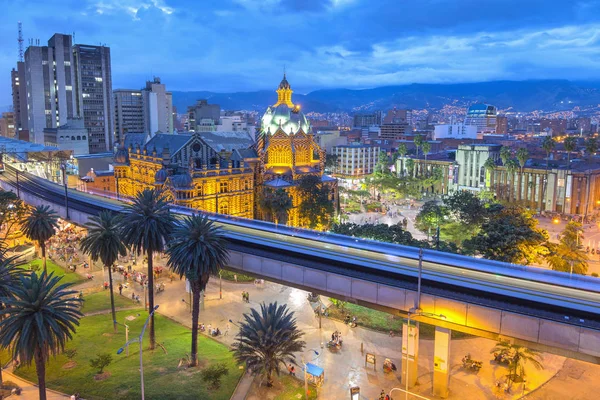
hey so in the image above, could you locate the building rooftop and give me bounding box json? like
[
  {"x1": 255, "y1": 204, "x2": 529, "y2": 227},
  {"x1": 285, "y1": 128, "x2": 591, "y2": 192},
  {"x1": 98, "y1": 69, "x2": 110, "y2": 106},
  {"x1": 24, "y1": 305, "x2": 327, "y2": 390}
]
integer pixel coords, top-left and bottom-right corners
[{"x1": 198, "y1": 131, "x2": 254, "y2": 152}]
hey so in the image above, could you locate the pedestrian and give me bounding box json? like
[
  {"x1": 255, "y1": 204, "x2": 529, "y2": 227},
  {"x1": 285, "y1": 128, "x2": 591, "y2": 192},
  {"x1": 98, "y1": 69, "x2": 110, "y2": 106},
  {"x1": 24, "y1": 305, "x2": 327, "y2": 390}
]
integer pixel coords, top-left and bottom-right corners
[
  {"x1": 234, "y1": 274, "x2": 238, "y2": 283},
  {"x1": 380, "y1": 389, "x2": 386, "y2": 400},
  {"x1": 118, "y1": 284, "x2": 123, "y2": 296},
  {"x1": 131, "y1": 292, "x2": 135, "y2": 301},
  {"x1": 246, "y1": 291, "x2": 250, "y2": 303}
]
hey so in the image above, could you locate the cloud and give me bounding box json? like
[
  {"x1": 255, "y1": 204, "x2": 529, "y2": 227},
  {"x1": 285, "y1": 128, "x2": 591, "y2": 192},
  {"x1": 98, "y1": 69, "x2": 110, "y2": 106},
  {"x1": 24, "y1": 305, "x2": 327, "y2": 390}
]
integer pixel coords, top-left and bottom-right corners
[{"x1": 90, "y1": 0, "x2": 174, "y2": 20}]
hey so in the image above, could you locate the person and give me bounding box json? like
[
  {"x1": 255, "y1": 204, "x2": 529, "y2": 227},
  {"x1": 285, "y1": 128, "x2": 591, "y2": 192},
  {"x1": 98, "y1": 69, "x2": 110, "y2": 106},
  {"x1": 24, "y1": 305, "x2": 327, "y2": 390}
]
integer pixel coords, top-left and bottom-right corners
[
  {"x1": 288, "y1": 364, "x2": 296, "y2": 376},
  {"x1": 135, "y1": 294, "x2": 140, "y2": 303},
  {"x1": 118, "y1": 284, "x2": 123, "y2": 295},
  {"x1": 245, "y1": 292, "x2": 250, "y2": 303},
  {"x1": 234, "y1": 274, "x2": 238, "y2": 283},
  {"x1": 224, "y1": 323, "x2": 230, "y2": 336},
  {"x1": 104, "y1": 281, "x2": 109, "y2": 290},
  {"x1": 208, "y1": 324, "x2": 212, "y2": 334},
  {"x1": 331, "y1": 332, "x2": 336, "y2": 342},
  {"x1": 79, "y1": 291, "x2": 83, "y2": 299},
  {"x1": 389, "y1": 330, "x2": 395, "y2": 337},
  {"x1": 199, "y1": 323, "x2": 205, "y2": 332},
  {"x1": 379, "y1": 389, "x2": 386, "y2": 400}
]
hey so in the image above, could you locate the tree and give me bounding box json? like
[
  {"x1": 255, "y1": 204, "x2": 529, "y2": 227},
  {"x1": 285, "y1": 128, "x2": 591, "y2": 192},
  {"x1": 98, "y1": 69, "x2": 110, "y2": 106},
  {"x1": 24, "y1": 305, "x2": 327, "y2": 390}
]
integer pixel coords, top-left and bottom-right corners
[
  {"x1": 516, "y1": 148, "x2": 528, "y2": 202},
  {"x1": 483, "y1": 157, "x2": 497, "y2": 190},
  {"x1": 297, "y1": 175, "x2": 335, "y2": 230},
  {"x1": 0, "y1": 256, "x2": 24, "y2": 383},
  {"x1": 422, "y1": 141, "x2": 431, "y2": 162},
  {"x1": 324, "y1": 154, "x2": 338, "y2": 173},
  {"x1": 200, "y1": 363, "x2": 229, "y2": 389},
  {"x1": 232, "y1": 302, "x2": 305, "y2": 387},
  {"x1": 89, "y1": 353, "x2": 112, "y2": 374},
  {"x1": 500, "y1": 146, "x2": 512, "y2": 166},
  {"x1": 166, "y1": 214, "x2": 229, "y2": 367},
  {"x1": 443, "y1": 190, "x2": 487, "y2": 227},
  {"x1": 540, "y1": 136, "x2": 556, "y2": 211},
  {"x1": 585, "y1": 137, "x2": 598, "y2": 161},
  {"x1": 545, "y1": 221, "x2": 588, "y2": 275},
  {"x1": 414, "y1": 134, "x2": 424, "y2": 158},
  {"x1": 375, "y1": 151, "x2": 390, "y2": 174},
  {"x1": 20, "y1": 205, "x2": 58, "y2": 273},
  {"x1": 564, "y1": 136, "x2": 578, "y2": 169},
  {"x1": 415, "y1": 201, "x2": 449, "y2": 239},
  {"x1": 491, "y1": 341, "x2": 543, "y2": 386},
  {"x1": 331, "y1": 222, "x2": 416, "y2": 246},
  {"x1": 0, "y1": 191, "x2": 28, "y2": 245},
  {"x1": 120, "y1": 188, "x2": 175, "y2": 350},
  {"x1": 0, "y1": 272, "x2": 82, "y2": 400},
  {"x1": 397, "y1": 143, "x2": 408, "y2": 176},
  {"x1": 506, "y1": 159, "x2": 519, "y2": 201},
  {"x1": 80, "y1": 211, "x2": 128, "y2": 333},
  {"x1": 258, "y1": 188, "x2": 293, "y2": 226},
  {"x1": 464, "y1": 206, "x2": 550, "y2": 265}
]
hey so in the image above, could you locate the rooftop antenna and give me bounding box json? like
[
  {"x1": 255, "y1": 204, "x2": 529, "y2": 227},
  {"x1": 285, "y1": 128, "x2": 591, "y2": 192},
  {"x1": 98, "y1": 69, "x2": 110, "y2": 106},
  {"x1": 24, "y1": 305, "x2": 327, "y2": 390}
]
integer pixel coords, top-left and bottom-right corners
[
  {"x1": 17, "y1": 21, "x2": 23, "y2": 61},
  {"x1": 73, "y1": 31, "x2": 76, "y2": 44}
]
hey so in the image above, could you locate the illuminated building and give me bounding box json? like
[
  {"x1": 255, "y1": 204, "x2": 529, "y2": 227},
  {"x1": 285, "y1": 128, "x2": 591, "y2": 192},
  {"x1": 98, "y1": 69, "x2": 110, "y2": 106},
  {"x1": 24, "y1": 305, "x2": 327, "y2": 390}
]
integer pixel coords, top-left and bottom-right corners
[
  {"x1": 255, "y1": 74, "x2": 338, "y2": 227},
  {"x1": 113, "y1": 131, "x2": 254, "y2": 218},
  {"x1": 464, "y1": 104, "x2": 497, "y2": 136}
]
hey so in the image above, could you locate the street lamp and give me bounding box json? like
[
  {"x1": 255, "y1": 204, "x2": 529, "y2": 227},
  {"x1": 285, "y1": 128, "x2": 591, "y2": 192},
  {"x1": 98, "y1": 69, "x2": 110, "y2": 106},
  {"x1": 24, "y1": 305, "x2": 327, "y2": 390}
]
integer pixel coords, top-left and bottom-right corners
[
  {"x1": 301, "y1": 349, "x2": 319, "y2": 400},
  {"x1": 181, "y1": 298, "x2": 192, "y2": 313},
  {"x1": 404, "y1": 308, "x2": 446, "y2": 400},
  {"x1": 60, "y1": 164, "x2": 70, "y2": 220},
  {"x1": 117, "y1": 305, "x2": 159, "y2": 400}
]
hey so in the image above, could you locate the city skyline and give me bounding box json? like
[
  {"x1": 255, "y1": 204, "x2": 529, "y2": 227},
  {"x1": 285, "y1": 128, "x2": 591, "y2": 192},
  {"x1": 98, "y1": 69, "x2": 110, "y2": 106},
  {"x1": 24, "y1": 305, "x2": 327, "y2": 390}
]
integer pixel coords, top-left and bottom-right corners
[{"x1": 2, "y1": 0, "x2": 600, "y2": 106}]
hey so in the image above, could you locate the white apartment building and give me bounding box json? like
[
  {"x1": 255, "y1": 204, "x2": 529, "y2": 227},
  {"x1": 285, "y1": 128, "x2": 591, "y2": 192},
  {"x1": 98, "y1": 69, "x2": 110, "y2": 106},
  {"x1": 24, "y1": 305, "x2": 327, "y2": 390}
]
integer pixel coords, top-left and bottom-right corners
[
  {"x1": 332, "y1": 144, "x2": 380, "y2": 178},
  {"x1": 433, "y1": 124, "x2": 478, "y2": 140}
]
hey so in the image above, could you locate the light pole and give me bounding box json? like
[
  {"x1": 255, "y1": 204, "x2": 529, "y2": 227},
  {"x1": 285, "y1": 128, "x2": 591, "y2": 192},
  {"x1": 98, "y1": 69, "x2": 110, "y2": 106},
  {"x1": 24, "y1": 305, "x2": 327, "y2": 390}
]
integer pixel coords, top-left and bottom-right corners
[
  {"x1": 219, "y1": 270, "x2": 222, "y2": 300},
  {"x1": 114, "y1": 320, "x2": 130, "y2": 355},
  {"x1": 405, "y1": 308, "x2": 446, "y2": 400},
  {"x1": 117, "y1": 305, "x2": 159, "y2": 400},
  {"x1": 302, "y1": 349, "x2": 319, "y2": 400},
  {"x1": 181, "y1": 298, "x2": 192, "y2": 313},
  {"x1": 15, "y1": 169, "x2": 20, "y2": 198}
]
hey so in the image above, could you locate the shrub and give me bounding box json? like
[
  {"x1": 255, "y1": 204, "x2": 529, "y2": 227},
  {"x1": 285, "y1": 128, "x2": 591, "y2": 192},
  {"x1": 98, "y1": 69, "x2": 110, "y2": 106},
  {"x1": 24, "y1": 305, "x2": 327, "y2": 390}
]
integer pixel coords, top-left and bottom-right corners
[
  {"x1": 89, "y1": 353, "x2": 113, "y2": 374},
  {"x1": 64, "y1": 349, "x2": 78, "y2": 360},
  {"x1": 329, "y1": 298, "x2": 346, "y2": 310},
  {"x1": 200, "y1": 363, "x2": 229, "y2": 389},
  {"x1": 592, "y1": 272, "x2": 599, "y2": 278}
]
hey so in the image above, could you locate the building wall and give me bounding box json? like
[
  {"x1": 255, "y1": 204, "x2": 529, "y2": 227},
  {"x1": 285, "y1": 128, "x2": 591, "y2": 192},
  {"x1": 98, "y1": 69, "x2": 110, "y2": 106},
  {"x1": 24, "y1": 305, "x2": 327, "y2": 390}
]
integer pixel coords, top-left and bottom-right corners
[
  {"x1": 114, "y1": 90, "x2": 144, "y2": 143},
  {"x1": 0, "y1": 113, "x2": 16, "y2": 138},
  {"x1": 455, "y1": 144, "x2": 501, "y2": 189},
  {"x1": 333, "y1": 145, "x2": 379, "y2": 177},
  {"x1": 11, "y1": 62, "x2": 28, "y2": 133},
  {"x1": 433, "y1": 124, "x2": 478, "y2": 140},
  {"x1": 380, "y1": 123, "x2": 409, "y2": 140},
  {"x1": 85, "y1": 171, "x2": 116, "y2": 195}
]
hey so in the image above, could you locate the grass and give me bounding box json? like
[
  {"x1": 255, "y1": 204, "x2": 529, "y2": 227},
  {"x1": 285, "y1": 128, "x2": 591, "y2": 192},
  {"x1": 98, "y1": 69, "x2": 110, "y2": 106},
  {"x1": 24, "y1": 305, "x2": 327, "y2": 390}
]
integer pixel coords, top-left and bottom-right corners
[
  {"x1": 273, "y1": 375, "x2": 318, "y2": 400},
  {"x1": 18, "y1": 259, "x2": 85, "y2": 285},
  {"x1": 327, "y1": 302, "x2": 471, "y2": 340},
  {"x1": 13, "y1": 310, "x2": 243, "y2": 400},
  {"x1": 219, "y1": 270, "x2": 255, "y2": 283},
  {"x1": 81, "y1": 291, "x2": 136, "y2": 314}
]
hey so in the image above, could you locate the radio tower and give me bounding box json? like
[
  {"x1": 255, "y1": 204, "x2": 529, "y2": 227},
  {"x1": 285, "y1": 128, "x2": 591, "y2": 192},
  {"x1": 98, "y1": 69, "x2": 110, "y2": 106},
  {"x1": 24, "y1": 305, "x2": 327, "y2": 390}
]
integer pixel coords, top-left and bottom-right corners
[{"x1": 17, "y1": 21, "x2": 23, "y2": 61}]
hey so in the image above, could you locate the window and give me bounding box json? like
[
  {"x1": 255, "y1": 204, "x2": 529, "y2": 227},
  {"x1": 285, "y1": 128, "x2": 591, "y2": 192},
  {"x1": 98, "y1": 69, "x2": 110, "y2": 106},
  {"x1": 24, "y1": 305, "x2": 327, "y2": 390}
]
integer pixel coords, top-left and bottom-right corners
[
  {"x1": 220, "y1": 182, "x2": 228, "y2": 193},
  {"x1": 219, "y1": 203, "x2": 229, "y2": 215}
]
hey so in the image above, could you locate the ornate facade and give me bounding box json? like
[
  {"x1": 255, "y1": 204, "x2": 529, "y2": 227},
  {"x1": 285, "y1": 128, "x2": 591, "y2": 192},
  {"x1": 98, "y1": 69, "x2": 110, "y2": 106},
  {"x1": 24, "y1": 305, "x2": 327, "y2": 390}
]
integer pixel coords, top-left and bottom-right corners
[
  {"x1": 255, "y1": 74, "x2": 338, "y2": 227},
  {"x1": 113, "y1": 131, "x2": 255, "y2": 218}
]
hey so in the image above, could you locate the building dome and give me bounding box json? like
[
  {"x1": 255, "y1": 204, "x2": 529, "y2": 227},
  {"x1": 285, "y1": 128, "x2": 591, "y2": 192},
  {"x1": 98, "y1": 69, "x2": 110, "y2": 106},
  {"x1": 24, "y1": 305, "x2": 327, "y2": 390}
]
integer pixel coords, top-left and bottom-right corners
[
  {"x1": 171, "y1": 172, "x2": 193, "y2": 188},
  {"x1": 154, "y1": 168, "x2": 168, "y2": 183},
  {"x1": 261, "y1": 104, "x2": 310, "y2": 136},
  {"x1": 114, "y1": 145, "x2": 129, "y2": 164}
]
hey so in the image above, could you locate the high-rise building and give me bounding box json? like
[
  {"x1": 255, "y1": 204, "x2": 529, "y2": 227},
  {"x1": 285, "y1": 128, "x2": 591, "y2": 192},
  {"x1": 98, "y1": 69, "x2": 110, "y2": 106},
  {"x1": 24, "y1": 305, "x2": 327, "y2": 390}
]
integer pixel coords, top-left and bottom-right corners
[
  {"x1": 0, "y1": 112, "x2": 16, "y2": 138},
  {"x1": 11, "y1": 62, "x2": 28, "y2": 137},
  {"x1": 113, "y1": 78, "x2": 174, "y2": 143},
  {"x1": 464, "y1": 104, "x2": 497, "y2": 136},
  {"x1": 114, "y1": 90, "x2": 145, "y2": 142},
  {"x1": 496, "y1": 115, "x2": 508, "y2": 135},
  {"x1": 353, "y1": 111, "x2": 382, "y2": 128},
  {"x1": 540, "y1": 118, "x2": 567, "y2": 136},
  {"x1": 187, "y1": 100, "x2": 220, "y2": 132},
  {"x1": 24, "y1": 33, "x2": 77, "y2": 145},
  {"x1": 379, "y1": 123, "x2": 409, "y2": 140},
  {"x1": 73, "y1": 44, "x2": 113, "y2": 153},
  {"x1": 383, "y1": 108, "x2": 412, "y2": 125}
]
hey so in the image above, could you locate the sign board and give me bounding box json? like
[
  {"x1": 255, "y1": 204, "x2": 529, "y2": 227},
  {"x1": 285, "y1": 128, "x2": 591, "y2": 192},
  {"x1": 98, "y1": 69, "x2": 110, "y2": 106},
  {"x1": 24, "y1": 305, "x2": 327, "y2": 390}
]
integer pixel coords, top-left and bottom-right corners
[
  {"x1": 365, "y1": 353, "x2": 376, "y2": 369},
  {"x1": 350, "y1": 386, "x2": 360, "y2": 400},
  {"x1": 402, "y1": 321, "x2": 419, "y2": 360}
]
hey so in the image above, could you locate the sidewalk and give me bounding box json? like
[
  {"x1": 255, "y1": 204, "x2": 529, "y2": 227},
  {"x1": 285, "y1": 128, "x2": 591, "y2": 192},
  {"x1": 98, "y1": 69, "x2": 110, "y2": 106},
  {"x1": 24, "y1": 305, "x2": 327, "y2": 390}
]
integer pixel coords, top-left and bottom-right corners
[{"x1": 2, "y1": 368, "x2": 70, "y2": 399}]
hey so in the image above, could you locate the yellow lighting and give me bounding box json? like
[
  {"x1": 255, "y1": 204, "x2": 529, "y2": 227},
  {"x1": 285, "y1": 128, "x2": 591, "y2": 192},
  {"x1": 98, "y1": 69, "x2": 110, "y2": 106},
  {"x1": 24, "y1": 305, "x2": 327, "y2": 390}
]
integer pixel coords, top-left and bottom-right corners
[{"x1": 552, "y1": 217, "x2": 560, "y2": 224}]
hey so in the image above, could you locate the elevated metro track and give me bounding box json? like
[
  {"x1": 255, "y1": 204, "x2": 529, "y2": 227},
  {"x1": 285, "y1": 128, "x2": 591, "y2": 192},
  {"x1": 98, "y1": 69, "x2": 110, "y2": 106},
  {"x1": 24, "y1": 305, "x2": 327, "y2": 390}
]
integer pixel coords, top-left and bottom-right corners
[{"x1": 3, "y1": 166, "x2": 600, "y2": 336}]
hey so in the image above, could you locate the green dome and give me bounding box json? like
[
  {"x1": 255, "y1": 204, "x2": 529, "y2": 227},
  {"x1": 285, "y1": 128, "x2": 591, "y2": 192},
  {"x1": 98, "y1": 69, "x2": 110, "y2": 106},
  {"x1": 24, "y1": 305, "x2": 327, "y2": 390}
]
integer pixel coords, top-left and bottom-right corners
[{"x1": 261, "y1": 104, "x2": 310, "y2": 135}]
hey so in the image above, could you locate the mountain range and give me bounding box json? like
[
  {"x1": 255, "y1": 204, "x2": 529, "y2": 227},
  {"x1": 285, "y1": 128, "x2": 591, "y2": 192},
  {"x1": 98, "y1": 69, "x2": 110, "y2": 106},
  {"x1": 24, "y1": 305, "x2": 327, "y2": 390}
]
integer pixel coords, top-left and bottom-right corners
[{"x1": 171, "y1": 80, "x2": 600, "y2": 114}]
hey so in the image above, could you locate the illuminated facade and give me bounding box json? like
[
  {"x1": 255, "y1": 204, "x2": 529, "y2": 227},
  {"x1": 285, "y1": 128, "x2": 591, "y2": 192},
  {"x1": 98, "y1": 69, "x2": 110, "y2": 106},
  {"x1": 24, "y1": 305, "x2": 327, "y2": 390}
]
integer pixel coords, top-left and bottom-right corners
[
  {"x1": 255, "y1": 74, "x2": 338, "y2": 227},
  {"x1": 113, "y1": 131, "x2": 255, "y2": 218}
]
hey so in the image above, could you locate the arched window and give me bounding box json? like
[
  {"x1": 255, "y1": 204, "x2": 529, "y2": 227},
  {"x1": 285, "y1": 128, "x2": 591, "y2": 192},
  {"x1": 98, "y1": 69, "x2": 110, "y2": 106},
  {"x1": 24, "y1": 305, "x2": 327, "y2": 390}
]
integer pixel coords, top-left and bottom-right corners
[
  {"x1": 77, "y1": 136, "x2": 81, "y2": 140},
  {"x1": 71, "y1": 136, "x2": 75, "y2": 140},
  {"x1": 219, "y1": 203, "x2": 229, "y2": 215},
  {"x1": 82, "y1": 136, "x2": 86, "y2": 140}
]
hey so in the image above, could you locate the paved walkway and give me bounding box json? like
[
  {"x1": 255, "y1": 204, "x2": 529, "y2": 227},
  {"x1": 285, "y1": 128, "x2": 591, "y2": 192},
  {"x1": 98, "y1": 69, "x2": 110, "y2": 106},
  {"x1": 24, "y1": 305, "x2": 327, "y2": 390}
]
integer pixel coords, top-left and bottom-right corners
[{"x1": 2, "y1": 368, "x2": 70, "y2": 399}]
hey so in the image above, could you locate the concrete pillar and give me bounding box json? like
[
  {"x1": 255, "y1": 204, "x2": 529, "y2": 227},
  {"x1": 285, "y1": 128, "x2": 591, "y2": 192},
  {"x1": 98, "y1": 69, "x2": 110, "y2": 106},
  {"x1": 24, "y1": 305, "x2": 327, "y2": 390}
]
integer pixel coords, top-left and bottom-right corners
[
  {"x1": 432, "y1": 327, "x2": 451, "y2": 398},
  {"x1": 401, "y1": 320, "x2": 419, "y2": 388}
]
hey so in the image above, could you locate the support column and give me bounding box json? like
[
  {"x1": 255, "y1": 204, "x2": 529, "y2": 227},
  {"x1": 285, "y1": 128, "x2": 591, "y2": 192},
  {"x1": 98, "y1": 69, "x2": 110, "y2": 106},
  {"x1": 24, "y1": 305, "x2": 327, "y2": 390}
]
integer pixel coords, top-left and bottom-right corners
[
  {"x1": 402, "y1": 320, "x2": 419, "y2": 388},
  {"x1": 432, "y1": 327, "x2": 451, "y2": 398}
]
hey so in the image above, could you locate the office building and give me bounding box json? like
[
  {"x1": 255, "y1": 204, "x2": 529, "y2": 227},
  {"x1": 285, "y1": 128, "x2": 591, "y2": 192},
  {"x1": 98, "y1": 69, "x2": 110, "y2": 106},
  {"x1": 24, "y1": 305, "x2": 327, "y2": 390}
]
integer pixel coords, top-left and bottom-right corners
[
  {"x1": 24, "y1": 34, "x2": 77, "y2": 145},
  {"x1": 113, "y1": 90, "x2": 145, "y2": 141},
  {"x1": 496, "y1": 115, "x2": 508, "y2": 135},
  {"x1": 43, "y1": 117, "x2": 90, "y2": 155},
  {"x1": 332, "y1": 144, "x2": 380, "y2": 178},
  {"x1": 73, "y1": 44, "x2": 113, "y2": 153},
  {"x1": 383, "y1": 108, "x2": 412, "y2": 125},
  {"x1": 380, "y1": 122, "x2": 410, "y2": 140},
  {"x1": 353, "y1": 111, "x2": 382, "y2": 128},
  {"x1": 464, "y1": 104, "x2": 497, "y2": 136},
  {"x1": 0, "y1": 113, "x2": 16, "y2": 138},
  {"x1": 540, "y1": 118, "x2": 567, "y2": 136},
  {"x1": 433, "y1": 124, "x2": 478, "y2": 140},
  {"x1": 187, "y1": 100, "x2": 221, "y2": 132},
  {"x1": 11, "y1": 62, "x2": 28, "y2": 137}
]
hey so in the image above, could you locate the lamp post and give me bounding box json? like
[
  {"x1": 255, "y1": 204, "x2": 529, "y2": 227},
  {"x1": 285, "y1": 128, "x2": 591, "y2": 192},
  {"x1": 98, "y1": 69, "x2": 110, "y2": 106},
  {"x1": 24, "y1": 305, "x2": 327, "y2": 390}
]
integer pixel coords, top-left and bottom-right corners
[
  {"x1": 405, "y1": 308, "x2": 446, "y2": 400},
  {"x1": 114, "y1": 320, "x2": 130, "y2": 355},
  {"x1": 15, "y1": 169, "x2": 20, "y2": 198},
  {"x1": 301, "y1": 349, "x2": 319, "y2": 400},
  {"x1": 181, "y1": 298, "x2": 192, "y2": 313},
  {"x1": 219, "y1": 270, "x2": 222, "y2": 300},
  {"x1": 60, "y1": 164, "x2": 70, "y2": 220},
  {"x1": 117, "y1": 305, "x2": 159, "y2": 400}
]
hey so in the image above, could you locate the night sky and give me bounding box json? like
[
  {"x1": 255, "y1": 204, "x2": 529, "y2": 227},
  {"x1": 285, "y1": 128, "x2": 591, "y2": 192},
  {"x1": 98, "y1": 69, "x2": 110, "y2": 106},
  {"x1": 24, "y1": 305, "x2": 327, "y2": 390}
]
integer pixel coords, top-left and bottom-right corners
[{"x1": 1, "y1": 0, "x2": 599, "y2": 105}]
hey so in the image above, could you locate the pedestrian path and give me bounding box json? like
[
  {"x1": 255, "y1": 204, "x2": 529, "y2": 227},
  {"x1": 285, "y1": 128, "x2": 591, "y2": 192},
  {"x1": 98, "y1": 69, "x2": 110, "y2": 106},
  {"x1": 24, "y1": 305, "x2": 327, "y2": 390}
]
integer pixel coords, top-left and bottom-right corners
[{"x1": 2, "y1": 368, "x2": 70, "y2": 399}]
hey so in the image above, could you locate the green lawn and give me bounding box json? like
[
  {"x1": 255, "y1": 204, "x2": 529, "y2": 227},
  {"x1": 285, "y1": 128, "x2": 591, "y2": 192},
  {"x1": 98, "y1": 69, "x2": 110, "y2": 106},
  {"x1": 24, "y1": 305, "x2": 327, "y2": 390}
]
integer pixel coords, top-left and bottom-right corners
[
  {"x1": 18, "y1": 259, "x2": 85, "y2": 285},
  {"x1": 14, "y1": 310, "x2": 243, "y2": 400},
  {"x1": 327, "y1": 302, "x2": 470, "y2": 339},
  {"x1": 81, "y1": 291, "x2": 136, "y2": 314},
  {"x1": 274, "y1": 375, "x2": 318, "y2": 400},
  {"x1": 219, "y1": 270, "x2": 255, "y2": 283}
]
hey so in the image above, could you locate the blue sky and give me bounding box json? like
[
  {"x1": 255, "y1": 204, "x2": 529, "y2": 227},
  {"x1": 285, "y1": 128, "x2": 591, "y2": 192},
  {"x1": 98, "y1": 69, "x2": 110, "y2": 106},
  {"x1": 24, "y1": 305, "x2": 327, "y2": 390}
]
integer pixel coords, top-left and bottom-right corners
[{"x1": 1, "y1": 0, "x2": 600, "y2": 105}]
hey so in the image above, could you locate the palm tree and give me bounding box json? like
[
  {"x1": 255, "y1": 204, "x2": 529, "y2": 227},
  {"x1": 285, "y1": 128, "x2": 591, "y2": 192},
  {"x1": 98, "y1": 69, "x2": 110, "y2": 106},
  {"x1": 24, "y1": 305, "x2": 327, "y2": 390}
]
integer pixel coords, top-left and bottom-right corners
[
  {"x1": 585, "y1": 137, "x2": 598, "y2": 161},
  {"x1": 397, "y1": 143, "x2": 408, "y2": 176},
  {"x1": 232, "y1": 302, "x2": 305, "y2": 387},
  {"x1": 166, "y1": 214, "x2": 229, "y2": 367},
  {"x1": 20, "y1": 205, "x2": 59, "y2": 273},
  {"x1": 422, "y1": 141, "x2": 431, "y2": 177},
  {"x1": 546, "y1": 221, "x2": 588, "y2": 275},
  {"x1": 413, "y1": 134, "x2": 424, "y2": 158},
  {"x1": 506, "y1": 159, "x2": 518, "y2": 201},
  {"x1": 564, "y1": 136, "x2": 577, "y2": 169},
  {"x1": 499, "y1": 146, "x2": 511, "y2": 166},
  {"x1": 80, "y1": 211, "x2": 128, "y2": 333},
  {"x1": 491, "y1": 340, "x2": 543, "y2": 387},
  {"x1": 120, "y1": 188, "x2": 175, "y2": 349},
  {"x1": 483, "y1": 157, "x2": 496, "y2": 190},
  {"x1": 541, "y1": 137, "x2": 556, "y2": 211},
  {"x1": 0, "y1": 272, "x2": 82, "y2": 400},
  {"x1": 516, "y1": 148, "x2": 529, "y2": 202},
  {"x1": 0, "y1": 256, "x2": 24, "y2": 384}
]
